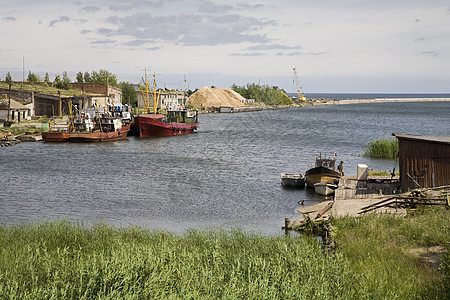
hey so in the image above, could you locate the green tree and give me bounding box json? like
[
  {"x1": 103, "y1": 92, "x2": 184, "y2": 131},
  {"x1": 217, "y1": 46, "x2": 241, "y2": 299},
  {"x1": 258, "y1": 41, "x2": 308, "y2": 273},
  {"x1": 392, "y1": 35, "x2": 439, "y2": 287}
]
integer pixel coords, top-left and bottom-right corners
[
  {"x1": 5, "y1": 72, "x2": 13, "y2": 84},
  {"x1": 76, "y1": 72, "x2": 84, "y2": 83},
  {"x1": 44, "y1": 72, "x2": 50, "y2": 84},
  {"x1": 27, "y1": 71, "x2": 40, "y2": 83},
  {"x1": 61, "y1": 71, "x2": 71, "y2": 90},
  {"x1": 53, "y1": 75, "x2": 61, "y2": 88},
  {"x1": 91, "y1": 69, "x2": 118, "y2": 86},
  {"x1": 84, "y1": 72, "x2": 92, "y2": 83},
  {"x1": 231, "y1": 83, "x2": 293, "y2": 105},
  {"x1": 54, "y1": 72, "x2": 71, "y2": 90},
  {"x1": 119, "y1": 82, "x2": 138, "y2": 107}
]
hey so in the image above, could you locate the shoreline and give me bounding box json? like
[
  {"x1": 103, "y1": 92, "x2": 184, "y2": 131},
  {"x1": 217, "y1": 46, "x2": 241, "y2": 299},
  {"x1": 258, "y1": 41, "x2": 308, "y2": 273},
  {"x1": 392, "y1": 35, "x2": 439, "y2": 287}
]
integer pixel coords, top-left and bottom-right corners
[
  {"x1": 335, "y1": 97, "x2": 450, "y2": 105},
  {"x1": 207, "y1": 97, "x2": 450, "y2": 113}
]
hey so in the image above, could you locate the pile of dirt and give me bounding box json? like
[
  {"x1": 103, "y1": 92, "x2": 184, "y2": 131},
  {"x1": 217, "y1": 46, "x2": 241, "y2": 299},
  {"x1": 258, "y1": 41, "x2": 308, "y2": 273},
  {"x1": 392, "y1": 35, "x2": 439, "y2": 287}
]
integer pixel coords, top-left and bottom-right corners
[{"x1": 188, "y1": 87, "x2": 245, "y2": 108}]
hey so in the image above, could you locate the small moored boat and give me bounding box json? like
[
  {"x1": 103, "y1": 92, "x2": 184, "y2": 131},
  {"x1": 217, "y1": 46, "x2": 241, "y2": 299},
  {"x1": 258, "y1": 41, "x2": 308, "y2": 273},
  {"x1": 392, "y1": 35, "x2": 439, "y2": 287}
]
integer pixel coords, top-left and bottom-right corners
[
  {"x1": 280, "y1": 173, "x2": 305, "y2": 188},
  {"x1": 314, "y1": 182, "x2": 338, "y2": 196},
  {"x1": 305, "y1": 154, "x2": 342, "y2": 188}
]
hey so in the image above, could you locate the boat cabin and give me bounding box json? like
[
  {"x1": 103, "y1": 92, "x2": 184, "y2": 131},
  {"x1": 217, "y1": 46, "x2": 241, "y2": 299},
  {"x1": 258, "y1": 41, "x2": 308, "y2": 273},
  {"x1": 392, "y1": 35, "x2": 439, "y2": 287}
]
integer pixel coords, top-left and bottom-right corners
[{"x1": 315, "y1": 157, "x2": 336, "y2": 171}]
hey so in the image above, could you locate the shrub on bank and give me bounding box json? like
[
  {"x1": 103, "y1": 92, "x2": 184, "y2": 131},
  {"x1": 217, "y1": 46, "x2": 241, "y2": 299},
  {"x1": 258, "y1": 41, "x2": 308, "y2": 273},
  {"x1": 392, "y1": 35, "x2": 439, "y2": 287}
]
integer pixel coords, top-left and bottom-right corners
[{"x1": 364, "y1": 137, "x2": 398, "y2": 159}]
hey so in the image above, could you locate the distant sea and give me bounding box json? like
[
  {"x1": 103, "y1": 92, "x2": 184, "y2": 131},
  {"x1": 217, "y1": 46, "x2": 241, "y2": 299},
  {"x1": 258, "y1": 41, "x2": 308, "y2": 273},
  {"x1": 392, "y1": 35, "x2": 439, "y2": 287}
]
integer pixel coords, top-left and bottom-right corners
[{"x1": 287, "y1": 93, "x2": 450, "y2": 100}]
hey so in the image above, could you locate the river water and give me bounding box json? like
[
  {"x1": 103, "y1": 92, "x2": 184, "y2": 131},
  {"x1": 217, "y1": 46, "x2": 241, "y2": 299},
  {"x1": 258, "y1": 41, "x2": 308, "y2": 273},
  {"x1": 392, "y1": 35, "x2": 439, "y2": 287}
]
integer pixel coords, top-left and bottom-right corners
[{"x1": 1, "y1": 101, "x2": 449, "y2": 234}]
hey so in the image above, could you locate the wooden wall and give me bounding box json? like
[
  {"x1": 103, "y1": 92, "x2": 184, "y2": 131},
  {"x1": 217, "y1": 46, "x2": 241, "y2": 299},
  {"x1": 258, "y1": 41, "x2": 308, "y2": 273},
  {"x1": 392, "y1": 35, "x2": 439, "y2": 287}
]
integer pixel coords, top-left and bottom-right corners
[{"x1": 397, "y1": 137, "x2": 450, "y2": 189}]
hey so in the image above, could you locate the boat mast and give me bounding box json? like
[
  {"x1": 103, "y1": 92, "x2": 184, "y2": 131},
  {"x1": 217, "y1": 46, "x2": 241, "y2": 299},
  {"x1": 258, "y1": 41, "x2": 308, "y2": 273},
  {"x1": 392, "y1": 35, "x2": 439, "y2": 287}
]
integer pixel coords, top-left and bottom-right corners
[{"x1": 152, "y1": 72, "x2": 161, "y2": 114}]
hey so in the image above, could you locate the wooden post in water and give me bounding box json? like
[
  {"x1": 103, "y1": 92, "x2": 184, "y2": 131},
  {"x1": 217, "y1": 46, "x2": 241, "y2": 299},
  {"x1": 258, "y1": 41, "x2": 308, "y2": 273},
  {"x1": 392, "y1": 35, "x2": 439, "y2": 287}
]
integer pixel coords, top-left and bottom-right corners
[{"x1": 284, "y1": 217, "x2": 291, "y2": 235}]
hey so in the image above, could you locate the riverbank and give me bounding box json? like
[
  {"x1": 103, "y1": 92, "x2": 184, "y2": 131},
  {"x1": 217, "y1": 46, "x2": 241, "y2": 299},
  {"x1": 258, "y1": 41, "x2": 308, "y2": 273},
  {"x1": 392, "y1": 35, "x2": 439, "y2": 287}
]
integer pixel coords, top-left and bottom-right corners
[{"x1": 0, "y1": 210, "x2": 448, "y2": 298}]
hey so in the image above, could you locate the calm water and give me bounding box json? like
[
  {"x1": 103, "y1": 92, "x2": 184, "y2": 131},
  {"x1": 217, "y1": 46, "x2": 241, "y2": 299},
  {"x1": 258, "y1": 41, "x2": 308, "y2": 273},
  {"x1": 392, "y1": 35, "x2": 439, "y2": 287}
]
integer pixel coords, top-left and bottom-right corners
[{"x1": 1, "y1": 101, "x2": 449, "y2": 234}]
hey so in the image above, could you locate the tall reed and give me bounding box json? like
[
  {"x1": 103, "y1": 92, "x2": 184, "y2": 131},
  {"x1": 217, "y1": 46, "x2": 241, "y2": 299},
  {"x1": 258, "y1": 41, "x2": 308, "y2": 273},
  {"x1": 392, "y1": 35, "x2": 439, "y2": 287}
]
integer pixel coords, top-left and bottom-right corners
[{"x1": 364, "y1": 137, "x2": 398, "y2": 159}]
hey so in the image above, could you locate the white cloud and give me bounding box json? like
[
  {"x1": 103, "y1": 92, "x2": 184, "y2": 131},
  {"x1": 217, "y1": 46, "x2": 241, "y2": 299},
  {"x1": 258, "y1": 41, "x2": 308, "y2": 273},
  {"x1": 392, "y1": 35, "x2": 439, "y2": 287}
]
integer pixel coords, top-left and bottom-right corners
[
  {"x1": 0, "y1": 0, "x2": 449, "y2": 92},
  {"x1": 48, "y1": 16, "x2": 70, "y2": 27}
]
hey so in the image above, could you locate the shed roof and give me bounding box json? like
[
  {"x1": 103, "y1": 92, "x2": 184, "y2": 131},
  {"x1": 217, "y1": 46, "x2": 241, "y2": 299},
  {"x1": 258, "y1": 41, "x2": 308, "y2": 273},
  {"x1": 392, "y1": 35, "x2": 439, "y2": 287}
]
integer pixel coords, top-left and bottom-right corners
[
  {"x1": 0, "y1": 98, "x2": 28, "y2": 110},
  {"x1": 392, "y1": 133, "x2": 450, "y2": 145}
]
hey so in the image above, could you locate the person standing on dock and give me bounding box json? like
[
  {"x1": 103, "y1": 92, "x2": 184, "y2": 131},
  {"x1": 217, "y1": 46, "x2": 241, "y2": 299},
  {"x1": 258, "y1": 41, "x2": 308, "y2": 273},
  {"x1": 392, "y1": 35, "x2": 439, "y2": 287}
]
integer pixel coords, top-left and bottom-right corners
[{"x1": 338, "y1": 161, "x2": 344, "y2": 176}]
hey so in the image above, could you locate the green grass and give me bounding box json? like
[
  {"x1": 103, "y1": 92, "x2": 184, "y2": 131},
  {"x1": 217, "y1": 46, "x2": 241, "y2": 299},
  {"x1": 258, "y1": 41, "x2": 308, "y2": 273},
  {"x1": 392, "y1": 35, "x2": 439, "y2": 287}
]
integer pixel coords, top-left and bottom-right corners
[
  {"x1": 2, "y1": 125, "x2": 44, "y2": 136},
  {"x1": 333, "y1": 207, "x2": 450, "y2": 299},
  {"x1": 1, "y1": 208, "x2": 448, "y2": 299},
  {"x1": 0, "y1": 222, "x2": 358, "y2": 299},
  {"x1": 364, "y1": 138, "x2": 399, "y2": 159}
]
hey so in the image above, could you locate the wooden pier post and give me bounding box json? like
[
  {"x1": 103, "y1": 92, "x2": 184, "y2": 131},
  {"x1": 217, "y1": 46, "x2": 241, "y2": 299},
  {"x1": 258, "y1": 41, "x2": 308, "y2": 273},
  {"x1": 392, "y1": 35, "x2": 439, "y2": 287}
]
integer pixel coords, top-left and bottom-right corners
[{"x1": 284, "y1": 217, "x2": 291, "y2": 235}]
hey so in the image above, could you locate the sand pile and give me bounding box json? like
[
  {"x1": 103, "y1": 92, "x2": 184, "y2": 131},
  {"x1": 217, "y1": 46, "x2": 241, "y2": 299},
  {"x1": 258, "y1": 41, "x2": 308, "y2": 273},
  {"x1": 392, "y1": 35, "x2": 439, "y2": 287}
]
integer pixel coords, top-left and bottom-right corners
[{"x1": 188, "y1": 86, "x2": 245, "y2": 108}]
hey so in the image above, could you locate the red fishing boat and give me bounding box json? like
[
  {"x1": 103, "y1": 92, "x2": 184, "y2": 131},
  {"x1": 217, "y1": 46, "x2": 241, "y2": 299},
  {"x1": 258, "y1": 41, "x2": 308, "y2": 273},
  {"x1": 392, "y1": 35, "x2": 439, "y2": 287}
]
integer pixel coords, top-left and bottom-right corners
[
  {"x1": 132, "y1": 68, "x2": 199, "y2": 137},
  {"x1": 42, "y1": 103, "x2": 132, "y2": 142},
  {"x1": 69, "y1": 123, "x2": 131, "y2": 142},
  {"x1": 133, "y1": 111, "x2": 198, "y2": 137},
  {"x1": 41, "y1": 131, "x2": 70, "y2": 142}
]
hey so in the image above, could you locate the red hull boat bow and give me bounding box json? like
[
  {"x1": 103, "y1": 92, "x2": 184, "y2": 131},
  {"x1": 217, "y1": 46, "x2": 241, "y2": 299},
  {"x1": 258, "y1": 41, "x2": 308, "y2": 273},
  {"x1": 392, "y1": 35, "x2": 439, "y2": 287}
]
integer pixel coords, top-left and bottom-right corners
[{"x1": 133, "y1": 112, "x2": 199, "y2": 137}]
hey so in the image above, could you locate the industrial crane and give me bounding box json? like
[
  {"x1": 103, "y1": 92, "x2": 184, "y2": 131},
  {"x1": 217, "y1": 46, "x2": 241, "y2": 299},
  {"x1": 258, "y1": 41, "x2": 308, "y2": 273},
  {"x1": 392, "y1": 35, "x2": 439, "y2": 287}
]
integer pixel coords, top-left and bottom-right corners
[{"x1": 293, "y1": 66, "x2": 306, "y2": 101}]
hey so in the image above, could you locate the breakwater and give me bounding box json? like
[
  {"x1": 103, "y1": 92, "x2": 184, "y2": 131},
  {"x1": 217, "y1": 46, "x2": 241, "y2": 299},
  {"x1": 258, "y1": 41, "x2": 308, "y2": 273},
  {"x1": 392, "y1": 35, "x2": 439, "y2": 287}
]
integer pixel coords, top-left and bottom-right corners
[{"x1": 336, "y1": 97, "x2": 450, "y2": 105}]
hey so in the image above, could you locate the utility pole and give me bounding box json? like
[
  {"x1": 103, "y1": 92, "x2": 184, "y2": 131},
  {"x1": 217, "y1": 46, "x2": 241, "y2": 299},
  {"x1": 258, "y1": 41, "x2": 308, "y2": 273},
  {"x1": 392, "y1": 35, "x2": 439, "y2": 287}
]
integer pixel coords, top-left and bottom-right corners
[{"x1": 7, "y1": 83, "x2": 11, "y2": 122}]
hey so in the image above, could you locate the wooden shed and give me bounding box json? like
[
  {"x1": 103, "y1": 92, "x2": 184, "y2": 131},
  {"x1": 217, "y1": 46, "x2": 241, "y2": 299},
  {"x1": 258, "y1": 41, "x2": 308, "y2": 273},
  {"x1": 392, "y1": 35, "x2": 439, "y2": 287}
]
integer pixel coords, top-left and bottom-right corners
[{"x1": 393, "y1": 133, "x2": 450, "y2": 189}]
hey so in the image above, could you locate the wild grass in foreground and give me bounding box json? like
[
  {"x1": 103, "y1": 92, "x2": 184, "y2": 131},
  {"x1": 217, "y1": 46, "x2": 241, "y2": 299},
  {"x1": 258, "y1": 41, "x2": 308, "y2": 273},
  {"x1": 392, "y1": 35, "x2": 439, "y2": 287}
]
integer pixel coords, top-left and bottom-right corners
[
  {"x1": 364, "y1": 137, "x2": 398, "y2": 159},
  {"x1": 0, "y1": 222, "x2": 357, "y2": 299},
  {"x1": 1, "y1": 208, "x2": 448, "y2": 299},
  {"x1": 334, "y1": 207, "x2": 450, "y2": 299}
]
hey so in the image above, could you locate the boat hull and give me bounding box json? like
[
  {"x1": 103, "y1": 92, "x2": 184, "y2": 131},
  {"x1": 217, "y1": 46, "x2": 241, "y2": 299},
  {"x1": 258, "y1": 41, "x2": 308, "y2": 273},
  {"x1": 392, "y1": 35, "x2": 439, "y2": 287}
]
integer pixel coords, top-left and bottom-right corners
[
  {"x1": 42, "y1": 131, "x2": 70, "y2": 142},
  {"x1": 134, "y1": 114, "x2": 198, "y2": 137},
  {"x1": 69, "y1": 124, "x2": 131, "y2": 142},
  {"x1": 305, "y1": 166, "x2": 341, "y2": 188},
  {"x1": 280, "y1": 173, "x2": 305, "y2": 188},
  {"x1": 314, "y1": 182, "x2": 337, "y2": 196}
]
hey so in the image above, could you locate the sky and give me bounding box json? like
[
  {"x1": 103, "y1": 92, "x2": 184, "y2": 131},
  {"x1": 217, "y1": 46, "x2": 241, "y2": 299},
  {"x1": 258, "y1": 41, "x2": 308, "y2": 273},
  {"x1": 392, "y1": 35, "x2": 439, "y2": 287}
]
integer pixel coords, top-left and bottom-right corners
[{"x1": 1, "y1": 0, "x2": 450, "y2": 93}]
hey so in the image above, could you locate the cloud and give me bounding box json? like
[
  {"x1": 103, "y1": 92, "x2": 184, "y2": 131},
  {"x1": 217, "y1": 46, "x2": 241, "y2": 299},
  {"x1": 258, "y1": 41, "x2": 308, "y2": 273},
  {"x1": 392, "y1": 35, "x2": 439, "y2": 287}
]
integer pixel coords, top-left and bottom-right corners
[
  {"x1": 276, "y1": 51, "x2": 327, "y2": 56},
  {"x1": 107, "y1": 0, "x2": 170, "y2": 11},
  {"x1": 247, "y1": 44, "x2": 302, "y2": 51},
  {"x1": 80, "y1": 6, "x2": 100, "y2": 14},
  {"x1": 125, "y1": 39, "x2": 153, "y2": 46},
  {"x1": 145, "y1": 46, "x2": 161, "y2": 51},
  {"x1": 74, "y1": 19, "x2": 88, "y2": 25},
  {"x1": 421, "y1": 51, "x2": 441, "y2": 57},
  {"x1": 198, "y1": 2, "x2": 233, "y2": 13},
  {"x1": 238, "y1": 4, "x2": 265, "y2": 11},
  {"x1": 414, "y1": 37, "x2": 426, "y2": 42},
  {"x1": 231, "y1": 52, "x2": 266, "y2": 57},
  {"x1": 49, "y1": 16, "x2": 70, "y2": 27},
  {"x1": 80, "y1": 29, "x2": 91, "y2": 34},
  {"x1": 90, "y1": 39, "x2": 116, "y2": 45},
  {"x1": 2, "y1": 16, "x2": 16, "y2": 22},
  {"x1": 101, "y1": 13, "x2": 275, "y2": 46},
  {"x1": 97, "y1": 28, "x2": 115, "y2": 35}
]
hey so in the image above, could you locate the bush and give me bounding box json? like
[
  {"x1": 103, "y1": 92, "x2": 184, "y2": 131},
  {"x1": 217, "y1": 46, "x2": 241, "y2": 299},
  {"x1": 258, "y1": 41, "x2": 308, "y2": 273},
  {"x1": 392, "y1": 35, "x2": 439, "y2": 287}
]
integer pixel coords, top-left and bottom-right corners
[{"x1": 364, "y1": 137, "x2": 398, "y2": 159}]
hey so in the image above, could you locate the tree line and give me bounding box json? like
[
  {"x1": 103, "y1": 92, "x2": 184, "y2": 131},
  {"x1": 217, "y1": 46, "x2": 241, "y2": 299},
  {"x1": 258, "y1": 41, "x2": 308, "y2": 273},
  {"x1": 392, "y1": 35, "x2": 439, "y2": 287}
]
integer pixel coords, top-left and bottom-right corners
[
  {"x1": 231, "y1": 83, "x2": 294, "y2": 105},
  {"x1": 2, "y1": 69, "x2": 137, "y2": 107}
]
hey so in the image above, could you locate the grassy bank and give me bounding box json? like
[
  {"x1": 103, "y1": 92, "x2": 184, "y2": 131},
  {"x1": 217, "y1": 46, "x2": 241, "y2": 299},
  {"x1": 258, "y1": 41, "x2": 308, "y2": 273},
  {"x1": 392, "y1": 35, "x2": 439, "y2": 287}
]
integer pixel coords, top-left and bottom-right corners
[
  {"x1": 334, "y1": 206, "x2": 449, "y2": 299},
  {"x1": 364, "y1": 137, "x2": 398, "y2": 159},
  {"x1": 0, "y1": 208, "x2": 448, "y2": 299},
  {"x1": 0, "y1": 222, "x2": 357, "y2": 299}
]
